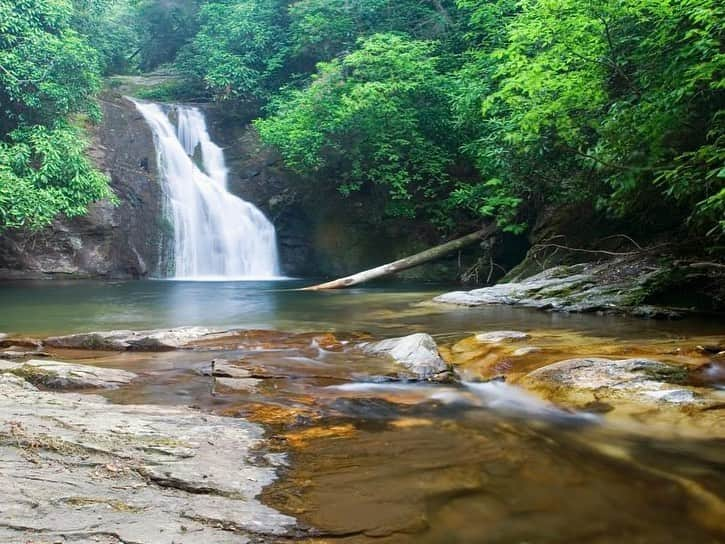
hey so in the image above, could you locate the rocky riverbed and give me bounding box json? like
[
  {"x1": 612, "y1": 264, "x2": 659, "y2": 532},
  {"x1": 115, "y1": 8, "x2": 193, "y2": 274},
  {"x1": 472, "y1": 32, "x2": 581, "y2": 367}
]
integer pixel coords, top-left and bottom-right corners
[{"x1": 1, "y1": 325, "x2": 724, "y2": 542}]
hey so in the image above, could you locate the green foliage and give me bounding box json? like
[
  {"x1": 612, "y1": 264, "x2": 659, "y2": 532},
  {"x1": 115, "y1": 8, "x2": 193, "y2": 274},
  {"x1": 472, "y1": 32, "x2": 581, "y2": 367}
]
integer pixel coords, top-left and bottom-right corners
[
  {"x1": 288, "y1": 0, "x2": 457, "y2": 61},
  {"x1": 176, "y1": 0, "x2": 289, "y2": 100},
  {"x1": 4, "y1": 0, "x2": 722, "y2": 242},
  {"x1": 0, "y1": 0, "x2": 103, "y2": 127},
  {"x1": 71, "y1": 0, "x2": 139, "y2": 74},
  {"x1": 448, "y1": 179, "x2": 524, "y2": 234},
  {"x1": 257, "y1": 33, "x2": 460, "y2": 220},
  {"x1": 133, "y1": 0, "x2": 201, "y2": 72},
  {"x1": 0, "y1": 0, "x2": 113, "y2": 230},
  {"x1": 0, "y1": 122, "x2": 114, "y2": 229},
  {"x1": 455, "y1": 0, "x2": 724, "y2": 238}
]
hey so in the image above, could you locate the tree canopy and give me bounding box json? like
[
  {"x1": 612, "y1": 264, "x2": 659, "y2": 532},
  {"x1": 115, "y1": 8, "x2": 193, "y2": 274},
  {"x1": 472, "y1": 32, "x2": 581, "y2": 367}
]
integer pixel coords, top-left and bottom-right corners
[
  {"x1": 1, "y1": 0, "x2": 722, "y2": 243},
  {"x1": 0, "y1": 0, "x2": 113, "y2": 230}
]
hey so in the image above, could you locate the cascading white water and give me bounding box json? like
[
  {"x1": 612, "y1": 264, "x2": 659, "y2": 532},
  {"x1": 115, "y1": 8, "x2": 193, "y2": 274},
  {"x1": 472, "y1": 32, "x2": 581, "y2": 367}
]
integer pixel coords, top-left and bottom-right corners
[{"x1": 133, "y1": 100, "x2": 281, "y2": 280}]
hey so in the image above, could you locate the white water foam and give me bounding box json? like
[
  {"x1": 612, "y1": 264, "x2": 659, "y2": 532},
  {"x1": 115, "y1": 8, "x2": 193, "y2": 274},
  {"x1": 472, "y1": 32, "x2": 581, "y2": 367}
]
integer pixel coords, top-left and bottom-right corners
[
  {"x1": 329, "y1": 381, "x2": 599, "y2": 424},
  {"x1": 133, "y1": 100, "x2": 282, "y2": 280}
]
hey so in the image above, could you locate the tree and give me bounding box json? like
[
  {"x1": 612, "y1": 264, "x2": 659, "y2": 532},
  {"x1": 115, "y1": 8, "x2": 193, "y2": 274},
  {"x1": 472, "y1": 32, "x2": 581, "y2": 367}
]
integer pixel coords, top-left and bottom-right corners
[
  {"x1": 256, "y1": 33, "x2": 462, "y2": 222},
  {"x1": 176, "y1": 0, "x2": 289, "y2": 101},
  {"x1": 455, "y1": 0, "x2": 724, "y2": 239},
  {"x1": 71, "y1": 0, "x2": 139, "y2": 74},
  {"x1": 0, "y1": 0, "x2": 112, "y2": 230},
  {"x1": 133, "y1": 0, "x2": 201, "y2": 72},
  {"x1": 288, "y1": 0, "x2": 457, "y2": 61},
  {"x1": 0, "y1": 123, "x2": 112, "y2": 229}
]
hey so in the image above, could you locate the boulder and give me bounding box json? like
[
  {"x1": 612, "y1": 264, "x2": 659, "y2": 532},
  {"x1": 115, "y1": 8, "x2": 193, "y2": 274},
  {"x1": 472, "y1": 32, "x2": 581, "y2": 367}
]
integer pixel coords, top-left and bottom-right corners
[
  {"x1": 434, "y1": 261, "x2": 683, "y2": 318},
  {"x1": 434, "y1": 266, "x2": 593, "y2": 309},
  {"x1": 363, "y1": 334, "x2": 449, "y2": 379},
  {"x1": 0, "y1": 377, "x2": 295, "y2": 543},
  {"x1": 0, "y1": 359, "x2": 137, "y2": 389}
]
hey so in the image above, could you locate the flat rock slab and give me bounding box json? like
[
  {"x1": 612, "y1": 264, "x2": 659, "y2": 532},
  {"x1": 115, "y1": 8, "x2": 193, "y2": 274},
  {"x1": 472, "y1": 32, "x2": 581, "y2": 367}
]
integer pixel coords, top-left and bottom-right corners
[
  {"x1": 363, "y1": 333, "x2": 449, "y2": 379},
  {"x1": 44, "y1": 327, "x2": 243, "y2": 351},
  {"x1": 0, "y1": 349, "x2": 51, "y2": 360},
  {"x1": 523, "y1": 358, "x2": 701, "y2": 405},
  {"x1": 434, "y1": 264, "x2": 681, "y2": 318},
  {"x1": 0, "y1": 378, "x2": 295, "y2": 543},
  {"x1": 475, "y1": 331, "x2": 530, "y2": 343},
  {"x1": 0, "y1": 359, "x2": 137, "y2": 389},
  {"x1": 215, "y1": 377, "x2": 262, "y2": 392}
]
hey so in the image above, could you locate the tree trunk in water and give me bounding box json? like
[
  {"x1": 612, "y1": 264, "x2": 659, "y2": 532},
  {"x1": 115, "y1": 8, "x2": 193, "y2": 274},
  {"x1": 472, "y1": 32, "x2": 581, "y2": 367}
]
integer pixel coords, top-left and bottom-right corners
[{"x1": 301, "y1": 225, "x2": 496, "y2": 291}]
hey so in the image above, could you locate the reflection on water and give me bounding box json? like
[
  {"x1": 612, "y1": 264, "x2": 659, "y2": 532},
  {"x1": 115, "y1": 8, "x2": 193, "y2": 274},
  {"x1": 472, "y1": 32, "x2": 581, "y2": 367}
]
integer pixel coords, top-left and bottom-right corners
[{"x1": 1, "y1": 279, "x2": 723, "y2": 339}]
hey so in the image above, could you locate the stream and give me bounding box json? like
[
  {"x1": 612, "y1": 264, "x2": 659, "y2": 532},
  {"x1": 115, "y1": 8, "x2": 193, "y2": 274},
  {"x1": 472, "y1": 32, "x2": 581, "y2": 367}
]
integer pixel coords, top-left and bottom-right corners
[{"x1": 1, "y1": 280, "x2": 724, "y2": 543}]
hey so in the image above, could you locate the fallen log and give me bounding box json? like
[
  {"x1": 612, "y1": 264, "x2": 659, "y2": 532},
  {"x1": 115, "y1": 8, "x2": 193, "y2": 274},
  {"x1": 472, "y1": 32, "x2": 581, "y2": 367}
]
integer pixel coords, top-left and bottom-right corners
[{"x1": 301, "y1": 225, "x2": 496, "y2": 290}]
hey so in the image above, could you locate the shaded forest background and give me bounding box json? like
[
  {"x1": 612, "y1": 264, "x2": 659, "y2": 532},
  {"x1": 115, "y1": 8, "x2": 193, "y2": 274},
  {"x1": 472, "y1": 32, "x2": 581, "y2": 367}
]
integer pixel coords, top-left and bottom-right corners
[{"x1": 1, "y1": 0, "x2": 723, "y2": 255}]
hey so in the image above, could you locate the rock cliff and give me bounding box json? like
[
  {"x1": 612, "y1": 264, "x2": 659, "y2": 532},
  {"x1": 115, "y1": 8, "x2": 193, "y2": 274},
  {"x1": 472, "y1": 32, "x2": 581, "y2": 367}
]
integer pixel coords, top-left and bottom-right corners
[{"x1": 0, "y1": 92, "x2": 169, "y2": 279}]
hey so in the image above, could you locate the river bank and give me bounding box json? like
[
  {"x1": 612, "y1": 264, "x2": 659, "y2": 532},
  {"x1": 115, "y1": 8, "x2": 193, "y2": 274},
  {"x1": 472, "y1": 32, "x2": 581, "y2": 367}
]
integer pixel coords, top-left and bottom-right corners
[{"x1": 1, "y1": 314, "x2": 723, "y2": 542}]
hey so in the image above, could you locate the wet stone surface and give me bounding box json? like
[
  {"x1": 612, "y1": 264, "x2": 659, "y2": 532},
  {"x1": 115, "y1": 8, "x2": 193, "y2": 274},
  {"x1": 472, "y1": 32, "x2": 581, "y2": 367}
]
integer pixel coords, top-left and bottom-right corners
[
  {"x1": 362, "y1": 333, "x2": 450, "y2": 380},
  {"x1": 434, "y1": 262, "x2": 685, "y2": 318},
  {"x1": 0, "y1": 358, "x2": 137, "y2": 389},
  {"x1": 0, "y1": 325, "x2": 724, "y2": 543},
  {"x1": 0, "y1": 377, "x2": 295, "y2": 544}
]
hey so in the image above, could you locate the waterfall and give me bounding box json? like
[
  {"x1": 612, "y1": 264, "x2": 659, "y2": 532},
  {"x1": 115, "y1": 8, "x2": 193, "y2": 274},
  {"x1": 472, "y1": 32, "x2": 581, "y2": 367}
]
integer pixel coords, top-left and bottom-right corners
[{"x1": 133, "y1": 100, "x2": 281, "y2": 280}]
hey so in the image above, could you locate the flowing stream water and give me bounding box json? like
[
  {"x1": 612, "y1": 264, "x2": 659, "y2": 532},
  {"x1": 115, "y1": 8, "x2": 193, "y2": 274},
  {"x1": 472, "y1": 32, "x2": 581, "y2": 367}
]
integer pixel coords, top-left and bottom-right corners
[
  {"x1": 132, "y1": 100, "x2": 281, "y2": 280},
  {"x1": 0, "y1": 281, "x2": 724, "y2": 542}
]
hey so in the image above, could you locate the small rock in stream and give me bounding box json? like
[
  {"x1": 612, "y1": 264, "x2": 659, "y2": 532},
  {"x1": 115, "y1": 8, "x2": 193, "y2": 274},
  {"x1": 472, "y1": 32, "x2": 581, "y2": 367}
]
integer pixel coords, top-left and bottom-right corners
[
  {"x1": 475, "y1": 331, "x2": 530, "y2": 343},
  {"x1": 0, "y1": 349, "x2": 52, "y2": 360},
  {"x1": 362, "y1": 333, "x2": 450, "y2": 380},
  {"x1": 0, "y1": 336, "x2": 42, "y2": 349},
  {"x1": 196, "y1": 359, "x2": 254, "y2": 378}
]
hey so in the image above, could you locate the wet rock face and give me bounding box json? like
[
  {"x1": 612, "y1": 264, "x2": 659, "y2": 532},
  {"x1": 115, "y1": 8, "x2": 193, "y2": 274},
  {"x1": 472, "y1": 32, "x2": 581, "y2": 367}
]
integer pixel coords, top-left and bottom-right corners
[
  {"x1": 363, "y1": 333, "x2": 449, "y2": 380},
  {"x1": 0, "y1": 358, "x2": 137, "y2": 389},
  {"x1": 434, "y1": 261, "x2": 686, "y2": 318},
  {"x1": 0, "y1": 377, "x2": 295, "y2": 543},
  {"x1": 522, "y1": 358, "x2": 699, "y2": 405},
  {"x1": 0, "y1": 93, "x2": 168, "y2": 279},
  {"x1": 44, "y1": 326, "x2": 241, "y2": 351}
]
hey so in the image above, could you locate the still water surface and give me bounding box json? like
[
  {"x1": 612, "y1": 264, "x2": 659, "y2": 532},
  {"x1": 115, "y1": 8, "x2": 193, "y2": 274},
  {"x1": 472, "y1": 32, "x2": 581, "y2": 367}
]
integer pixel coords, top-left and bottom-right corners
[{"x1": 1, "y1": 279, "x2": 722, "y2": 338}]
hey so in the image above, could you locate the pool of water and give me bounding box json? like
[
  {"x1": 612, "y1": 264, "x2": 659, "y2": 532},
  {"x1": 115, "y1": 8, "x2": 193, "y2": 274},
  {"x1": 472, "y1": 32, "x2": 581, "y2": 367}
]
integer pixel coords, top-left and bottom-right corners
[{"x1": 1, "y1": 279, "x2": 722, "y2": 339}]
